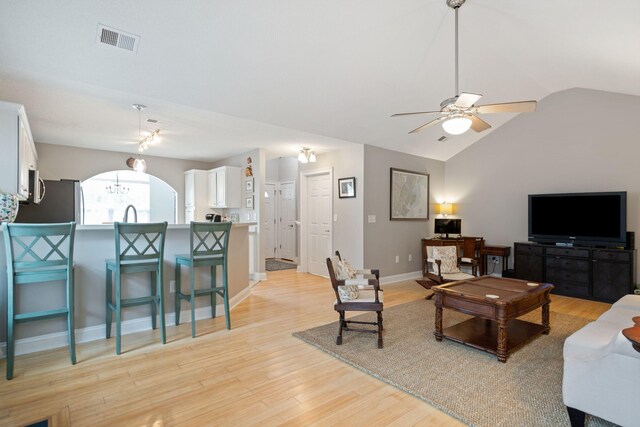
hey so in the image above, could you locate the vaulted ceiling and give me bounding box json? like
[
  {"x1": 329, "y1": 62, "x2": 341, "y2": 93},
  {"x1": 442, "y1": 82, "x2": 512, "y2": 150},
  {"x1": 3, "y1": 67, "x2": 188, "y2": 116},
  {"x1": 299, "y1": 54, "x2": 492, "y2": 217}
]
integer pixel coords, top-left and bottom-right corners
[{"x1": 0, "y1": 0, "x2": 638, "y2": 162}]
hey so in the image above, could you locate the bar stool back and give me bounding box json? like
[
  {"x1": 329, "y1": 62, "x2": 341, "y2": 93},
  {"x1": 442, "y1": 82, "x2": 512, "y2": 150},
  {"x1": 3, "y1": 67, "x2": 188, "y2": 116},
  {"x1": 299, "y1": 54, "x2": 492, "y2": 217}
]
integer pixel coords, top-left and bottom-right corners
[
  {"x1": 105, "y1": 222, "x2": 167, "y2": 354},
  {"x1": 175, "y1": 221, "x2": 232, "y2": 337},
  {"x1": 2, "y1": 222, "x2": 76, "y2": 380}
]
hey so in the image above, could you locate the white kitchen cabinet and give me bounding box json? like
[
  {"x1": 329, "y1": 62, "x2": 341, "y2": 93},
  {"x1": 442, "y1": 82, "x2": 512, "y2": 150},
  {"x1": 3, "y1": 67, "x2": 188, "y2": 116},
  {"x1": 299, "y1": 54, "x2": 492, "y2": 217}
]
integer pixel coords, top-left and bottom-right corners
[
  {"x1": 208, "y1": 166, "x2": 241, "y2": 208},
  {"x1": 184, "y1": 169, "x2": 210, "y2": 222},
  {"x1": 0, "y1": 101, "x2": 37, "y2": 200}
]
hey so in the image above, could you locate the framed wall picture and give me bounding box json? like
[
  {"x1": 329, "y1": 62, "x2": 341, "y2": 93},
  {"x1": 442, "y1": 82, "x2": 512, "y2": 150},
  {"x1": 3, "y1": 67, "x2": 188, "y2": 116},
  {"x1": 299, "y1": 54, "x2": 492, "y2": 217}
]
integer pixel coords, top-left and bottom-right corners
[
  {"x1": 390, "y1": 168, "x2": 429, "y2": 220},
  {"x1": 245, "y1": 177, "x2": 254, "y2": 193},
  {"x1": 338, "y1": 177, "x2": 356, "y2": 198},
  {"x1": 245, "y1": 195, "x2": 254, "y2": 210}
]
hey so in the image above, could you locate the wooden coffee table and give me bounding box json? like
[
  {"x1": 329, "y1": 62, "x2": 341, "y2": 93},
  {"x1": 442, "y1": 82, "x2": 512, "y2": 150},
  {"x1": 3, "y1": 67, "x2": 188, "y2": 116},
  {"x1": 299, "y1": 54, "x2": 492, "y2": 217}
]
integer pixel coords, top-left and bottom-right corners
[{"x1": 432, "y1": 276, "x2": 553, "y2": 362}]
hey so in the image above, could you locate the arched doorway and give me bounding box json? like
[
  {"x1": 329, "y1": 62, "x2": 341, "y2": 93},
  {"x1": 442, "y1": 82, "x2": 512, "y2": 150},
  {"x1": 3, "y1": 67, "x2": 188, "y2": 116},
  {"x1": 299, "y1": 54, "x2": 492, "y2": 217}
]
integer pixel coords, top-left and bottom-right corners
[{"x1": 81, "y1": 170, "x2": 177, "y2": 224}]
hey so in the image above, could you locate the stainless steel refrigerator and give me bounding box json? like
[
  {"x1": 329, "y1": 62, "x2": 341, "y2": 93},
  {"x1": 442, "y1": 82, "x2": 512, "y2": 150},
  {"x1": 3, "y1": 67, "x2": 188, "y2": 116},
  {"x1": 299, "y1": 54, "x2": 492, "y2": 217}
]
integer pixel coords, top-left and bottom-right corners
[{"x1": 15, "y1": 179, "x2": 83, "y2": 223}]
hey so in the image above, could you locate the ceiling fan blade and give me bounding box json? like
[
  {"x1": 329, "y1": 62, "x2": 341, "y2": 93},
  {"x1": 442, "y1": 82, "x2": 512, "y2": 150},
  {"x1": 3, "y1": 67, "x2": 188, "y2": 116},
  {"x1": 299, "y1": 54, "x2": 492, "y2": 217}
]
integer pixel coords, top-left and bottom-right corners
[
  {"x1": 391, "y1": 110, "x2": 443, "y2": 117},
  {"x1": 475, "y1": 100, "x2": 537, "y2": 114},
  {"x1": 470, "y1": 115, "x2": 492, "y2": 132},
  {"x1": 408, "y1": 117, "x2": 445, "y2": 134},
  {"x1": 454, "y1": 92, "x2": 483, "y2": 109}
]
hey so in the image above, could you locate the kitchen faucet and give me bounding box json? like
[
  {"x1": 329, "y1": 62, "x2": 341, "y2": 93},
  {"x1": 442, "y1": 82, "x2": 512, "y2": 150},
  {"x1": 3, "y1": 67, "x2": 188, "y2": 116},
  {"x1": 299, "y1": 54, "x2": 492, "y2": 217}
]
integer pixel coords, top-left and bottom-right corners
[{"x1": 123, "y1": 205, "x2": 138, "y2": 223}]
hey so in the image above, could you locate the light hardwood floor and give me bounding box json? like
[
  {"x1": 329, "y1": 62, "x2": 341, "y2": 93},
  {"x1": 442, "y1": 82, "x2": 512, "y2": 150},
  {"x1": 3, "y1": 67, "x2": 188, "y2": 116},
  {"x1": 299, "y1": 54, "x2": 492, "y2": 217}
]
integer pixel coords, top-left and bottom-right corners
[{"x1": 0, "y1": 271, "x2": 611, "y2": 426}]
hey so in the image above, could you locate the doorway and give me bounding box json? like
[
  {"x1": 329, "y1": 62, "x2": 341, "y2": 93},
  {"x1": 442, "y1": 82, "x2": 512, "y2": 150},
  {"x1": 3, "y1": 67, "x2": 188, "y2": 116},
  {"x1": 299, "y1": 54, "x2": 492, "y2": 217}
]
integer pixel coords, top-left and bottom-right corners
[
  {"x1": 278, "y1": 181, "x2": 296, "y2": 261},
  {"x1": 264, "y1": 182, "x2": 277, "y2": 259},
  {"x1": 300, "y1": 169, "x2": 332, "y2": 277}
]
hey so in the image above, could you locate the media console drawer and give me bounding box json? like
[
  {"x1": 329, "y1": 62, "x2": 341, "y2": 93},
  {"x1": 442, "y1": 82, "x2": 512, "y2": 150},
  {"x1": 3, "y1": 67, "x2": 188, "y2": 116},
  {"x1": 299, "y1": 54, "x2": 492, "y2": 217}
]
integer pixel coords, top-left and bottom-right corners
[
  {"x1": 546, "y1": 247, "x2": 590, "y2": 258},
  {"x1": 515, "y1": 244, "x2": 543, "y2": 255},
  {"x1": 592, "y1": 250, "x2": 632, "y2": 262}
]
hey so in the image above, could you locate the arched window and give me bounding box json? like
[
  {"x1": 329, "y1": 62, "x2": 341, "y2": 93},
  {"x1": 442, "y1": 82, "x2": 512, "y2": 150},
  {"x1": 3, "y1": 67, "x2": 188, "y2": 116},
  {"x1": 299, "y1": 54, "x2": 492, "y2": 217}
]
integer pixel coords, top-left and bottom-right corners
[{"x1": 81, "y1": 170, "x2": 177, "y2": 224}]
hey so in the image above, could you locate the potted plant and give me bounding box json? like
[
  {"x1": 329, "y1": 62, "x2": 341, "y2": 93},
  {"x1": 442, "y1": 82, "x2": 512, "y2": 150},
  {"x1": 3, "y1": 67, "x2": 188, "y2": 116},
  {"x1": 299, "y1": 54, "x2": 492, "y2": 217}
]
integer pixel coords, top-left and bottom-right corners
[{"x1": 0, "y1": 189, "x2": 19, "y2": 223}]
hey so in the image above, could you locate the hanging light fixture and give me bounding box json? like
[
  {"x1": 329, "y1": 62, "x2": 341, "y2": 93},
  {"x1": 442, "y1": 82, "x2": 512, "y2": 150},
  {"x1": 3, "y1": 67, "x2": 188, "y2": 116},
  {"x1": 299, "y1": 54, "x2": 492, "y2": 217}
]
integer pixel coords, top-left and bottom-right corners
[
  {"x1": 298, "y1": 147, "x2": 317, "y2": 163},
  {"x1": 131, "y1": 103, "x2": 158, "y2": 173},
  {"x1": 105, "y1": 172, "x2": 129, "y2": 194}
]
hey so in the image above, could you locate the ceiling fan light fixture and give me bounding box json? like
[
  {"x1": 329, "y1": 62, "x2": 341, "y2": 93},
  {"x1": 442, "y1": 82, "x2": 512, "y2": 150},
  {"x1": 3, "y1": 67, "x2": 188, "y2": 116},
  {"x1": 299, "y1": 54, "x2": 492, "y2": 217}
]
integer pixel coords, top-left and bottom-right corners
[
  {"x1": 298, "y1": 150, "x2": 308, "y2": 163},
  {"x1": 442, "y1": 116, "x2": 472, "y2": 135},
  {"x1": 133, "y1": 158, "x2": 147, "y2": 173}
]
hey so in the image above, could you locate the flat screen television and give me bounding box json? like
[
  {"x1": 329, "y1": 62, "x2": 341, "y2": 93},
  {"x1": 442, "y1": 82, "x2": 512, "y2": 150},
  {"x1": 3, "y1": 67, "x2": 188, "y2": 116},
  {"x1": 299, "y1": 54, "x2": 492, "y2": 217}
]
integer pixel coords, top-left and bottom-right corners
[
  {"x1": 434, "y1": 218, "x2": 461, "y2": 237},
  {"x1": 528, "y1": 192, "x2": 627, "y2": 247}
]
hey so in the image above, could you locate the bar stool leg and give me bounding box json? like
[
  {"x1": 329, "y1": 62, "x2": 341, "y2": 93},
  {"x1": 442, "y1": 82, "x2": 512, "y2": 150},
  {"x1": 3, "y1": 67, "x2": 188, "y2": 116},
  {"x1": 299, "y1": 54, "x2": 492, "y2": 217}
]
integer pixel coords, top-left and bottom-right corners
[
  {"x1": 174, "y1": 263, "x2": 181, "y2": 325},
  {"x1": 150, "y1": 271, "x2": 157, "y2": 330},
  {"x1": 68, "y1": 267, "x2": 76, "y2": 364},
  {"x1": 6, "y1": 281, "x2": 15, "y2": 380},
  {"x1": 222, "y1": 262, "x2": 230, "y2": 330},
  {"x1": 190, "y1": 264, "x2": 196, "y2": 338},
  {"x1": 210, "y1": 265, "x2": 217, "y2": 318},
  {"x1": 158, "y1": 264, "x2": 166, "y2": 344},
  {"x1": 106, "y1": 265, "x2": 112, "y2": 339},
  {"x1": 115, "y1": 271, "x2": 122, "y2": 355}
]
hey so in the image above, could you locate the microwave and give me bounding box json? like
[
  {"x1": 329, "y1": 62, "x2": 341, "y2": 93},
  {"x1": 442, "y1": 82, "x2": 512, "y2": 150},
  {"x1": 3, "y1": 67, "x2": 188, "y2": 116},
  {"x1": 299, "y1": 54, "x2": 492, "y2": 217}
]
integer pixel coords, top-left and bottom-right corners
[{"x1": 27, "y1": 169, "x2": 44, "y2": 204}]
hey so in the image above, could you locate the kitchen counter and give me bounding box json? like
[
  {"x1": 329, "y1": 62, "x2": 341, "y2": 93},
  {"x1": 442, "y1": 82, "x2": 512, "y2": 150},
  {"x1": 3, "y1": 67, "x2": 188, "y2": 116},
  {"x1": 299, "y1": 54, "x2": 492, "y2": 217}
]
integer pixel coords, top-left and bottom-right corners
[{"x1": 0, "y1": 222, "x2": 257, "y2": 352}]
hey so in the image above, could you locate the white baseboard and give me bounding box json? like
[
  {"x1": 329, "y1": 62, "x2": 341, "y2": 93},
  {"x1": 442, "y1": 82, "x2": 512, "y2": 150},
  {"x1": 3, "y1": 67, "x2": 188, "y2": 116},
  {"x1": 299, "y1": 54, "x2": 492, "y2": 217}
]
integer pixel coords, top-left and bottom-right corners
[
  {"x1": 0, "y1": 284, "x2": 254, "y2": 358},
  {"x1": 380, "y1": 270, "x2": 423, "y2": 285},
  {"x1": 251, "y1": 272, "x2": 268, "y2": 281}
]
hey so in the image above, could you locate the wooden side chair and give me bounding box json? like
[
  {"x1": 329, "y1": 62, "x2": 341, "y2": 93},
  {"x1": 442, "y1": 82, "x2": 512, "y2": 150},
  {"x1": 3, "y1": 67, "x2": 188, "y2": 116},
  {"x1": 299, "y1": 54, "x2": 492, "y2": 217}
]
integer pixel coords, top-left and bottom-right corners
[
  {"x1": 105, "y1": 222, "x2": 168, "y2": 355},
  {"x1": 174, "y1": 221, "x2": 232, "y2": 337},
  {"x1": 2, "y1": 222, "x2": 77, "y2": 380},
  {"x1": 326, "y1": 255, "x2": 383, "y2": 348},
  {"x1": 460, "y1": 236, "x2": 483, "y2": 276}
]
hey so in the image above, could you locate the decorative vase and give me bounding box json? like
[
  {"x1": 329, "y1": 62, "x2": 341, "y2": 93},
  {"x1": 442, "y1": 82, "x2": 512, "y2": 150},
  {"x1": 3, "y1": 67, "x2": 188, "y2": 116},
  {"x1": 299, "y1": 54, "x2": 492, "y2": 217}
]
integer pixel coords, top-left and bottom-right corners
[{"x1": 0, "y1": 192, "x2": 19, "y2": 223}]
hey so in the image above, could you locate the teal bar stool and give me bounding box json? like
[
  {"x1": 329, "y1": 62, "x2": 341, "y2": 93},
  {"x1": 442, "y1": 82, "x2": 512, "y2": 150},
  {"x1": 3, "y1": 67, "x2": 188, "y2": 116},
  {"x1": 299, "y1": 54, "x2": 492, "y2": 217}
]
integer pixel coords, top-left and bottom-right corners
[
  {"x1": 175, "y1": 221, "x2": 232, "y2": 337},
  {"x1": 105, "y1": 222, "x2": 167, "y2": 355},
  {"x1": 2, "y1": 222, "x2": 77, "y2": 380}
]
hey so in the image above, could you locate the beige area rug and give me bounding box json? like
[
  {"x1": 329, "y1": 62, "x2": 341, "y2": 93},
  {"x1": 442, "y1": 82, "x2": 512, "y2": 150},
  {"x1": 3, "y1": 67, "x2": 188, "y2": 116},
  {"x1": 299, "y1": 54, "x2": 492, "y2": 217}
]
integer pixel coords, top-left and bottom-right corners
[{"x1": 294, "y1": 299, "x2": 616, "y2": 427}]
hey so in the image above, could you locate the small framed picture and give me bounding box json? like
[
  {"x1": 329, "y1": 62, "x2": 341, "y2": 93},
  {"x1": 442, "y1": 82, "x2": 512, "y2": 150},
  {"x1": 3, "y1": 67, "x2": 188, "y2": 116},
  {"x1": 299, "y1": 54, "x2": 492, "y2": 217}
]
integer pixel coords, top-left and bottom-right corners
[
  {"x1": 245, "y1": 195, "x2": 254, "y2": 209},
  {"x1": 245, "y1": 177, "x2": 254, "y2": 193},
  {"x1": 338, "y1": 177, "x2": 356, "y2": 199}
]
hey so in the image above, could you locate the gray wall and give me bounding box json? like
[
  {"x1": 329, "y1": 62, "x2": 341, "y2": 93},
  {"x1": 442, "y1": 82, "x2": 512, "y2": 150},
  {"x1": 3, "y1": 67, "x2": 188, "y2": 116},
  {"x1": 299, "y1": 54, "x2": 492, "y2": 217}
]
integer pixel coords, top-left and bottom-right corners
[
  {"x1": 299, "y1": 144, "x2": 365, "y2": 267},
  {"x1": 445, "y1": 88, "x2": 640, "y2": 271},
  {"x1": 35, "y1": 143, "x2": 214, "y2": 224},
  {"x1": 363, "y1": 145, "x2": 445, "y2": 276}
]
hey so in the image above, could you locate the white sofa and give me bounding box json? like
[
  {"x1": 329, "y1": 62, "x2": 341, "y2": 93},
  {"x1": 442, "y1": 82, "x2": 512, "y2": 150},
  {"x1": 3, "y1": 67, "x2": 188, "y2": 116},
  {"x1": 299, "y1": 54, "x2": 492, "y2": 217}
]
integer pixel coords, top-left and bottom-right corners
[{"x1": 563, "y1": 294, "x2": 640, "y2": 427}]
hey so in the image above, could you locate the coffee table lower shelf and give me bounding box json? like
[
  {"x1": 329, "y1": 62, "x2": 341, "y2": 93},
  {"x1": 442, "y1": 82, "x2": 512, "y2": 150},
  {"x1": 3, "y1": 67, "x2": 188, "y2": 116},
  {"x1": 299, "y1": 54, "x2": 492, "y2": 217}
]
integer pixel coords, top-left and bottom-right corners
[{"x1": 439, "y1": 317, "x2": 547, "y2": 360}]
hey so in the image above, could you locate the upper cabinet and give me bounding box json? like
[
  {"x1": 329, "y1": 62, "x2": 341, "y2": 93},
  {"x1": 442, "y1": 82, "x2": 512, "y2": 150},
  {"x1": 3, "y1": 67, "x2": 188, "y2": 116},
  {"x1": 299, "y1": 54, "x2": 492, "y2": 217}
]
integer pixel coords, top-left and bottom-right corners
[
  {"x1": 0, "y1": 101, "x2": 37, "y2": 200},
  {"x1": 208, "y1": 166, "x2": 241, "y2": 208}
]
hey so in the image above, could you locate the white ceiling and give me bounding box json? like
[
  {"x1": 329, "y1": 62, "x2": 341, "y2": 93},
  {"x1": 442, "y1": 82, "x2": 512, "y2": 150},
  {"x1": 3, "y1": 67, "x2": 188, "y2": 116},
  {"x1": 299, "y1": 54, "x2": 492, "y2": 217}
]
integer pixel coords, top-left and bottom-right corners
[{"x1": 0, "y1": 0, "x2": 638, "y2": 162}]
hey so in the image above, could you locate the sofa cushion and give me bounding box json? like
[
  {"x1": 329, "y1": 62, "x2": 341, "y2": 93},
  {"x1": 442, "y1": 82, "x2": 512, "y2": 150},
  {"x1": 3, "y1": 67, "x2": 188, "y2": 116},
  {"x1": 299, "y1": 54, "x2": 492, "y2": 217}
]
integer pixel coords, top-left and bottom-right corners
[
  {"x1": 612, "y1": 294, "x2": 640, "y2": 311},
  {"x1": 564, "y1": 321, "x2": 624, "y2": 361}
]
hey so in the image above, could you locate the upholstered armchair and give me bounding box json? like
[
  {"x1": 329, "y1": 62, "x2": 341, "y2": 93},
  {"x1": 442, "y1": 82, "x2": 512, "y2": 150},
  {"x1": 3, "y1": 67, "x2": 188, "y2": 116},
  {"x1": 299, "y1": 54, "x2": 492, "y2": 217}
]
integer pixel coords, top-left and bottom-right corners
[
  {"x1": 423, "y1": 244, "x2": 476, "y2": 297},
  {"x1": 326, "y1": 253, "x2": 383, "y2": 348}
]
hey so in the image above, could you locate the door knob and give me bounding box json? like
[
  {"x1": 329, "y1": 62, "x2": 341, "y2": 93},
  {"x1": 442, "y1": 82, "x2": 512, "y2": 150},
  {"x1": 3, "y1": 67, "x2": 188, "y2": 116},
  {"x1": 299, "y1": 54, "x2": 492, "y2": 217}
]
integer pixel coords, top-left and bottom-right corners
[{"x1": 325, "y1": 229, "x2": 330, "y2": 232}]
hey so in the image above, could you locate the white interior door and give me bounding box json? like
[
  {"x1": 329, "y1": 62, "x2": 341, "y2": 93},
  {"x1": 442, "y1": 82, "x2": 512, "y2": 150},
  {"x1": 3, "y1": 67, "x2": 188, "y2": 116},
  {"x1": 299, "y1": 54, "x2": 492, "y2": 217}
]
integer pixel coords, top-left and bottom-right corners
[
  {"x1": 264, "y1": 183, "x2": 277, "y2": 259},
  {"x1": 278, "y1": 181, "x2": 296, "y2": 261},
  {"x1": 307, "y1": 173, "x2": 331, "y2": 276}
]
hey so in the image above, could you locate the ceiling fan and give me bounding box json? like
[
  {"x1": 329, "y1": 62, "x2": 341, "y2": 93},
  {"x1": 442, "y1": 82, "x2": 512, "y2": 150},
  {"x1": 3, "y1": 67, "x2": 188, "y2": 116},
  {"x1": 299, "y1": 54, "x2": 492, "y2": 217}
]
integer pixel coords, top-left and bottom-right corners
[{"x1": 392, "y1": 0, "x2": 537, "y2": 136}]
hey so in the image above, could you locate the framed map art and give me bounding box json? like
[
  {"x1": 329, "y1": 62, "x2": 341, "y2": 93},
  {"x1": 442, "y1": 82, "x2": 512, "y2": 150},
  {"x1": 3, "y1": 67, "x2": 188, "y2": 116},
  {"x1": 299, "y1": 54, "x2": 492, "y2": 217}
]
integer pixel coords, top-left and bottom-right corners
[{"x1": 389, "y1": 168, "x2": 429, "y2": 221}]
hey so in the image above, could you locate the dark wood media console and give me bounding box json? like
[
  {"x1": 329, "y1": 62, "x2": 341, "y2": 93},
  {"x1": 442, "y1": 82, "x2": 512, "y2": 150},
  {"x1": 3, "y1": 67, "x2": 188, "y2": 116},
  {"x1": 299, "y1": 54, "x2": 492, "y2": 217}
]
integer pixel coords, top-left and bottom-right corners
[{"x1": 514, "y1": 242, "x2": 636, "y2": 303}]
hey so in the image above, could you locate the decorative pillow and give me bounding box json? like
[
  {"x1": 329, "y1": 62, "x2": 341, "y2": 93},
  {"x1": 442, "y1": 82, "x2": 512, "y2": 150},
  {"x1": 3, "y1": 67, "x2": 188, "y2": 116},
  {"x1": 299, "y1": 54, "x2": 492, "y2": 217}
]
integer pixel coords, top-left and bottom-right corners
[
  {"x1": 432, "y1": 246, "x2": 461, "y2": 274},
  {"x1": 338, "y1": 285, "x2": 359, "y2": 301},
  {"x1": 335, "y1": 259, "x2": 357, "y2": 281}
]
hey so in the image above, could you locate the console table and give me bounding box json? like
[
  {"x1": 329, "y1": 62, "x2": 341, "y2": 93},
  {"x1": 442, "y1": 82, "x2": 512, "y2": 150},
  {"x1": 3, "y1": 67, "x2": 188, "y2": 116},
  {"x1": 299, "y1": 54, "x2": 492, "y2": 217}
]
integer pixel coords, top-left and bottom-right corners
[
  {"x1": 480, "y1": 245, "x2": 511, "y2": 276},
  {"x1": 514, "y1": 242, "x2": 636, "y2": 303}
]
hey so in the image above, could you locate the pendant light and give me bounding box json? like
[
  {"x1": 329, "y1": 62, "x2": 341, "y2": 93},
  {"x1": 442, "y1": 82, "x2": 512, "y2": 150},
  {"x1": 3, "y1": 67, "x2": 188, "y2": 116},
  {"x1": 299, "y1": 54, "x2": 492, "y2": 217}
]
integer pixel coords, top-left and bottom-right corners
[{"x1": 132, "y1": 104, "x2": 148, "y2": 173}]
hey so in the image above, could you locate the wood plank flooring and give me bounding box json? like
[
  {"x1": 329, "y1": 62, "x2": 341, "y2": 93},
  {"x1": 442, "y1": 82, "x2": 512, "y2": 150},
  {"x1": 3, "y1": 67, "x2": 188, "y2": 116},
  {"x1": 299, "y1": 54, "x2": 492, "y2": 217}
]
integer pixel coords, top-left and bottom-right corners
[{"x1": 0, "y1": 271, "x2": 611, "y2": 426}]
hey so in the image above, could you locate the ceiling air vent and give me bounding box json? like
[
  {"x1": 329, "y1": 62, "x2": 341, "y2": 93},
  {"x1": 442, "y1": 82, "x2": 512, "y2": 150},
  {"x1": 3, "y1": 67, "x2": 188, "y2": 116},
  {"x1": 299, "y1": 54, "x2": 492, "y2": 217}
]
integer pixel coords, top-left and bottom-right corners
[
  {"x1": 146, "y1": 118, "x2": 158, "y2": 123},
  {"x1": 97, "y1": 24, "x2": 140, "y2": 54},
  {"x1": 438, "y1": 135, "x2": 448, "y2": 142}
]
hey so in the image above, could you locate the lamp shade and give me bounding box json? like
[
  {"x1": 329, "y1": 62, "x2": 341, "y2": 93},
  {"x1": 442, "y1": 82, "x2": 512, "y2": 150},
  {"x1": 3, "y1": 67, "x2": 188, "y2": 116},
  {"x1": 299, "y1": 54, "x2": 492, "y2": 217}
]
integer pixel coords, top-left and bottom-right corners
[
  {"x1": 442, "y1": 117, "x2": 472, "y2": 135},
  {"x1": 133, "y1": 158, "x2": 147, "y2": 173},
  {"x1": 439, "y1": 203, "x2": 453, "y2": 215}
]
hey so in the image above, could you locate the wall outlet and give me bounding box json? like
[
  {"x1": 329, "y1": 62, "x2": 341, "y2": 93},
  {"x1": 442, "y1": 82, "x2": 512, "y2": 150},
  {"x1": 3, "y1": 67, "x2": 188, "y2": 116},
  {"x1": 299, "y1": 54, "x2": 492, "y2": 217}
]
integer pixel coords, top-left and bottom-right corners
[
  {"x1": 368, "y1": 215, "x2": 376, "y2": 224},
  {"x1": 169, "y1": 280, "x2": 176, "y2": 293},
  {"x1": 408, "y1": 254, "x2": 412, "y2": 262},
  {"x1": 333, "y1": 214, "x2": 338, "y2": 222},
  {"x1": 395, "y1": 255, "x2": 399, "y2": 263}
]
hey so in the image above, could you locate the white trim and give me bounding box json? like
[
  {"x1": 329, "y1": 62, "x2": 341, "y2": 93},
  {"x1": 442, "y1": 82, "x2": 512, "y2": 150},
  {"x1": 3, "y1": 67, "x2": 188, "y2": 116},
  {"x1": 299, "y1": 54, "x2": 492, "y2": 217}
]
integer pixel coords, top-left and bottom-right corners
[
  {"x1": 0, "y1": 284, "x2": 255, "y2": 358},
  {"x1": 379, "y1": 270, "x2": 423, "y2": 285},
  {"x1": 299, "y1": 167, "x2": 333, "y2": 274},
  {"x1": 251, "y1": 272, "x2": 268, "y2": 281}
]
